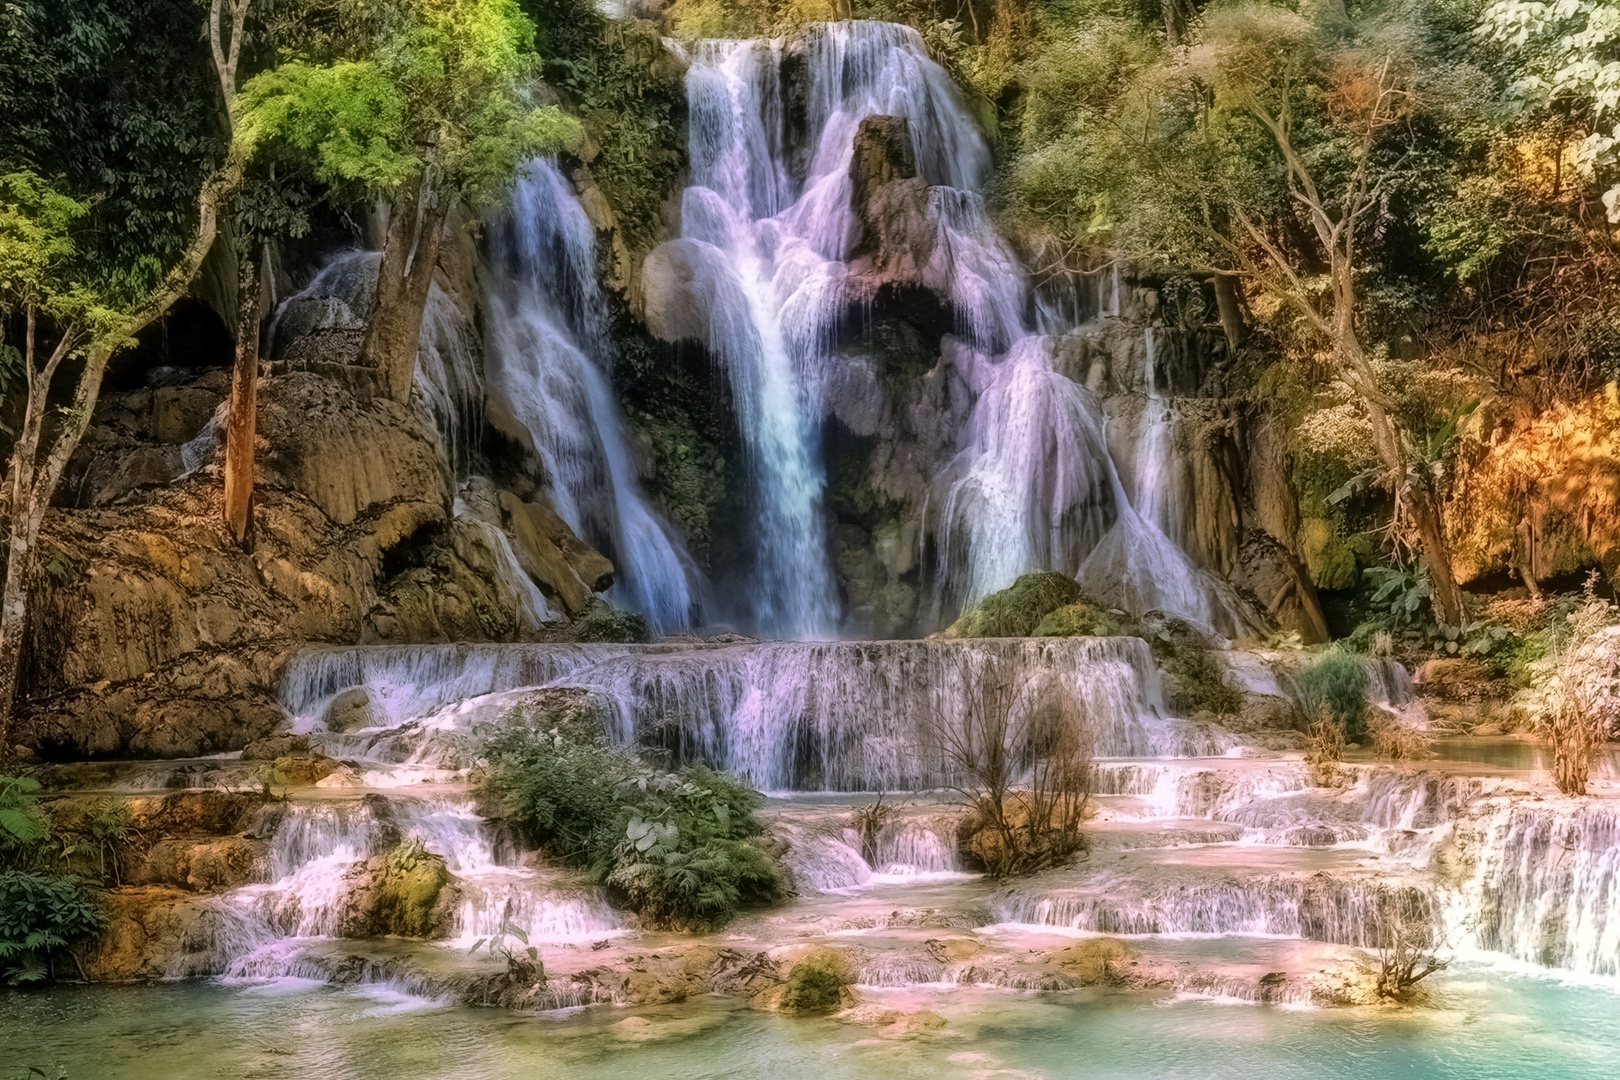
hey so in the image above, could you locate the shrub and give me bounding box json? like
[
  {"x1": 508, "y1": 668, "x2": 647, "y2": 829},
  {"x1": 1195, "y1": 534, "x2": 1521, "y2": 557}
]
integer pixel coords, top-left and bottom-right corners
[
  {"x1": 1303, "y1": 709, "x2": 1348, "y2": 788},
  {"x1": 0, "y1": 870, "x2": 103, "y2": 984},
  {"x1": 946, "y1": 572, "x2": 1084, "y2": 638},
  {"x1": 1520, "y1": 582, "x2": 1620, "y2": 795},
  {"x1": 1296, "y1": 648, "x2": 1371, "y2": 742},
  {"x1": 775, "y1": 950, "x2": 851, "y2": 1014},
  {"x1": 1144, "y1": 616, "x2": 1243, "y2": 718},
  {"x1": 478, "y1": 717, "x2": 783, "y2": 928},
  {"x1": 1366, "y1": 710, "x2": 1432, "y2": 762},
  {"x1": 573, "y1": 603, "x2": 651, "y2": 644}
]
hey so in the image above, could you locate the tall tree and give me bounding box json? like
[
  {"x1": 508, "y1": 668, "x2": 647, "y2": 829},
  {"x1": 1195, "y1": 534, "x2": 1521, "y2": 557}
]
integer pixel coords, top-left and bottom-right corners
[
  {"x1": 0, "y1": 6, "x2": 251, "y2": 762},
  {"x1": 1003, "y1": 1, "x2": 1483, "y2": 625},
  {"x1": 240, "y1": 0, "x2": 580, "y2": 403}
]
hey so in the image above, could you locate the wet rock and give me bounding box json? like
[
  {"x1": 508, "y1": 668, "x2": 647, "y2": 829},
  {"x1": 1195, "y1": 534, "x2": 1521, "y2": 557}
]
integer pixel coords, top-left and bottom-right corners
[
  {"x1": 150, "y1": 386, "x2": 222, "y2": 445},
  {"x1": 79, "y1": 887, "x2": 231, "y2": 981},
  {"x1": 258, "y1": 371, "x2": 450, "y2": 528},
  {"x1": 128, "y1": 836, "x2": 267, "y2": 892},
  {"x1": 499, "y1": 491, "x2": 614, "y2": 615},
  {"x1": 1050, "y1": 937, "x2": 1133, "y2": 986},
  {"x1": 924, "y1": 937, "x2": 983, "y2": 964},
  {"x1": 240, "y1": 733, "x2": 311, "y2": 760},
  {"x1": 324, "y1": 688, "x2": 376, "y2": 732}
]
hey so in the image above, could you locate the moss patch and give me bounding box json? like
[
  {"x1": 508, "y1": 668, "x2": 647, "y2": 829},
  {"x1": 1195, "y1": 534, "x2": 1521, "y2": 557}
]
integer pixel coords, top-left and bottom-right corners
[
  {"x1": 374, "y1": 838, "x2": 452, "y2": 938},
  {"x1": 776, "y1": 949, "x2": 853, "y2": 1014},
  {"x1": 574, "y1": 603, "x2": 651, "y2": 643},
  {"x1": 946, "y1": 572, "x2": 1085, "y2": 638},
  {"x1": 1033, "y1": 599, "x2": 1130, "y2": 638}
]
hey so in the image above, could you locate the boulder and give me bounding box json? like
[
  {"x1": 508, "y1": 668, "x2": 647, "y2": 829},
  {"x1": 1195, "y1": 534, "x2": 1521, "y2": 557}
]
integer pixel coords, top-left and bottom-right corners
[
  {"x1": 78, "y1": 887, "x2": 231, "y2": 981},
  {"x1": 150, "y1": 386, "x2": 222, "y2": 445},
  {"x1": 639, "y1": 239, "x2": 722, "y2": 345},
  {"x1": 499, "y1": 491, "x2": 614, "y2": 615},
  {"x1": 340, "y1": 840, "x2": 459, "y2": 938}
]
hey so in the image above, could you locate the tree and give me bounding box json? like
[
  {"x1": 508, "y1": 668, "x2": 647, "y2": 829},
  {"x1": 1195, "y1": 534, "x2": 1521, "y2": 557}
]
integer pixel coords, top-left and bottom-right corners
[
  {"x1": 1002, "y1": 1, "x2": 1482, "y2": 625},
  {"x1": 240, "y1": 0, "x2": 581, "y2": 403},
  {"x1": 0, "y1": 6, "x2": 251, "y2": 763},
  {"x1": 925, "y1": 650, "x2": 1093, "y2": 877},
  {"x1": 1482, "y1": 0, "x2": 1620, "y2": 220}
]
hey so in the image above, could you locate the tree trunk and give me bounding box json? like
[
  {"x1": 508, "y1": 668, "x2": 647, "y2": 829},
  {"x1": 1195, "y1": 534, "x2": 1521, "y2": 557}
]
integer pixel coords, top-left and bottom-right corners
[
  {"x1": 0, "y1": 500, "x2": 34, "y2": 766},
  {"x1": 1337, "y1": 329, "x2": 1466, "y2": 627},
  {"x1": 362, "y1": 174, "x2": 450, "y2": 404},
  {"x1": 1211, "y1": 273, "x2": 1246, "y2": 354},
  {"x1": 1162, "y1": 0, "x2": 1184, "y2": 46},
  {"x1": 223, "y1": 244, "x2": 266, "y2": 545}
]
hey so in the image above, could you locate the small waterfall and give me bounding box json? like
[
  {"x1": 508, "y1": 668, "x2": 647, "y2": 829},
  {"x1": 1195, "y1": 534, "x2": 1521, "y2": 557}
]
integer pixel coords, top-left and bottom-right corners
[
  {"x1": 1460, "y1": 800, "x2": 1620, "y2": 975},
  {"x1": 267, "y1": 250, "x2": 483, "y2": 476},
  {"x1": 485, "y1": 159, "x2": 701, "y2": 632},
  {"x1": 281, "y1": 637, "x2": 1230, "y2": 790},
  {"x1": 935, "y1": 336, "x2": 1256, "y2": 636}
]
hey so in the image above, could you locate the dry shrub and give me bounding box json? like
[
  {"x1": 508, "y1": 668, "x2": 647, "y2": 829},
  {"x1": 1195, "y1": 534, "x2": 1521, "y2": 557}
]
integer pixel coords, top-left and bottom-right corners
[
  {"x1": 1303, "y1": 708, "x2": 1348, "y2": 788},
  {"x1": 1368, "y1": 892, "x2": 1448, "y2": 1004},
  {"x1": 927, "y1": 652, "x2": 1094, "y2": 877},
  {"x1": 1366, "y1": 709, "x2": 1432, "y2": 762},
  {"x1": 1528, "y1": 582, "x2": 1620, "y2": 795}
]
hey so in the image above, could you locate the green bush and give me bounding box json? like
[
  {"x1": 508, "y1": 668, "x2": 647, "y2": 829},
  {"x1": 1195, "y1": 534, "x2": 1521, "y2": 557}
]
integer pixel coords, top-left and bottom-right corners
[
  {"x1": 1296, "y1": 648, "x2": 1372, "y2": 741},
  {"x1": 0, "y1": 870, "x2": 102, "y2": 984},
  {"x1": 574, "y1": 603, "x2": 651, "y2": 644},
  {"x1": 776, "y1": 951, "x2": 850, "y2": 1014},
  {"x1": 478, "y1": 716, "x2": 783, "y2": 929},
  {"x1": 948, "y1": 572, "x2": 1084, "y2": 638},
  {"x1": 1142, "y1": 616, "x2": 1244, "y2": 718}
]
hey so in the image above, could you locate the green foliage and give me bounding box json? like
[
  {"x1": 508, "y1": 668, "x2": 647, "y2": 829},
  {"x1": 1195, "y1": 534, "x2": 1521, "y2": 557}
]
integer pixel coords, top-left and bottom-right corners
[
  {"x1": 478, "y1": 713, "x2": 783, "y2": 928},
  {"x1": 1139, "y1": 615, "x2": 1244, "y2": 718},
  {"x1": 1296, "y1": 648, "x2": 1372, "y2": 742},
  {"x1": 530, "y1": 1, "x2": 688, "y2": 254},
  {"x1": 243, "y1": 0, "x2": 582, "y2": 207},
  {"x1": 0, "y1": 0, "x2": 221, "y2": 304},
  {"x1": 0, "y1": 777, "x2": 50, "y2": 859},
  {"x1": 0, "y1": 870, "x2": 103, "y2": 984},
  {"x1": 1364, "y1": 565, "x2": 1434, "y2": 628},
  {"x1": 948, "y1": 572, "x2": 1085, "y2": 638},
  {"x1": 0, "y1": 777, "x2": 104, "y2": 984},
  {"x1": 573, "y1": 603, "x2": 651, "y2": 643}
]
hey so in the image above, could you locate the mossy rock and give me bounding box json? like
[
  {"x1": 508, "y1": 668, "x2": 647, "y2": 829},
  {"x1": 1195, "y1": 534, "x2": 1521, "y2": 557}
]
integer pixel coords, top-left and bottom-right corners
[
  {"x1": 574, "y1": 603, "x2": 651, "y2": 643},
  {"x1": 1032, "y1": 599, "x2": 1129, "y2": 638},
  {"x1": 774, "y1": 948, "x2": 855, "y2": 1015},
  {"x1": 1301, "y1": 517, "x2": 1359, "y2": 591},
  {"x1": 344, "y1": 838, "x2": 456, "y2": 938},
  {"x1": 946, "y1": 572, "x2": 1085, "y2": 638}
]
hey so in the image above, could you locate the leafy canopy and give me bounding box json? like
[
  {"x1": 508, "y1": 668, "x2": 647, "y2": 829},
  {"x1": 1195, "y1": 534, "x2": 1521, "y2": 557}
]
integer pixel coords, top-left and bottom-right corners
[{"x1": 241, "y1": 0, "x2": 582, "y2": 206}]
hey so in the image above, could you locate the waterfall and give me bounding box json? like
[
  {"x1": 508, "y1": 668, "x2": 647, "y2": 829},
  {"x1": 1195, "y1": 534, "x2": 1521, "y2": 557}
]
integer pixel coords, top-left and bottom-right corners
[
  {"x1": 485, "y1": 159, "x2": 702, "y2": 633},
  {"x1": 934, "y1": 336, "x2": 1256, "y2": 636},
  {"x1": 281, "y1": 637, "x2": 1231, "y2": 790},
  {"x1": 267, "y1": 250, "x2": 483, "y2": 477},
  {"x1": 669, "y1": 22, "x2": 1022, "y2": 635}
]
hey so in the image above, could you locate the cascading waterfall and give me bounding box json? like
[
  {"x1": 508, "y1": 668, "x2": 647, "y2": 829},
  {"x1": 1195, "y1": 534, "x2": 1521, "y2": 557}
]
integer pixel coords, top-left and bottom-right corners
[
  {"x1": 281, "y1": 637, "x2": 1229, "y2": 789},
  {"x1": 670, "y1": 22, "x2": 1023, "y2": 635},
  {"x1": 485, "y1": 159, "x2": 701, "y2": 632}
]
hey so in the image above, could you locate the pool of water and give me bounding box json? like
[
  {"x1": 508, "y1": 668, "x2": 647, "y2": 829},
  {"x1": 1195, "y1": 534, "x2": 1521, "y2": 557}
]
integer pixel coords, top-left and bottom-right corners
[{"x1": 5, "y1": 965, "x2": 1618, "y2": 1080}]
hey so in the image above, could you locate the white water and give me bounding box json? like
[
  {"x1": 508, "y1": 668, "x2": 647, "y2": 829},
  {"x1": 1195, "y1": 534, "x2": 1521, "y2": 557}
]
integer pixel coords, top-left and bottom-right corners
[
  {"x1": 281, "y1": 638, "x2": 1227, "y2": 790},
  {"x1": 485, "y1": 160, "x2": 702, "y2": 632}
]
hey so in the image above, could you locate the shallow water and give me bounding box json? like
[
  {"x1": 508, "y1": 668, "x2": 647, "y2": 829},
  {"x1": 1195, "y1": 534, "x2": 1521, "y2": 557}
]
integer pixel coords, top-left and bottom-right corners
[{"x1": 5, "y1": 966, "x2": 1618, "y2": 1080}]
